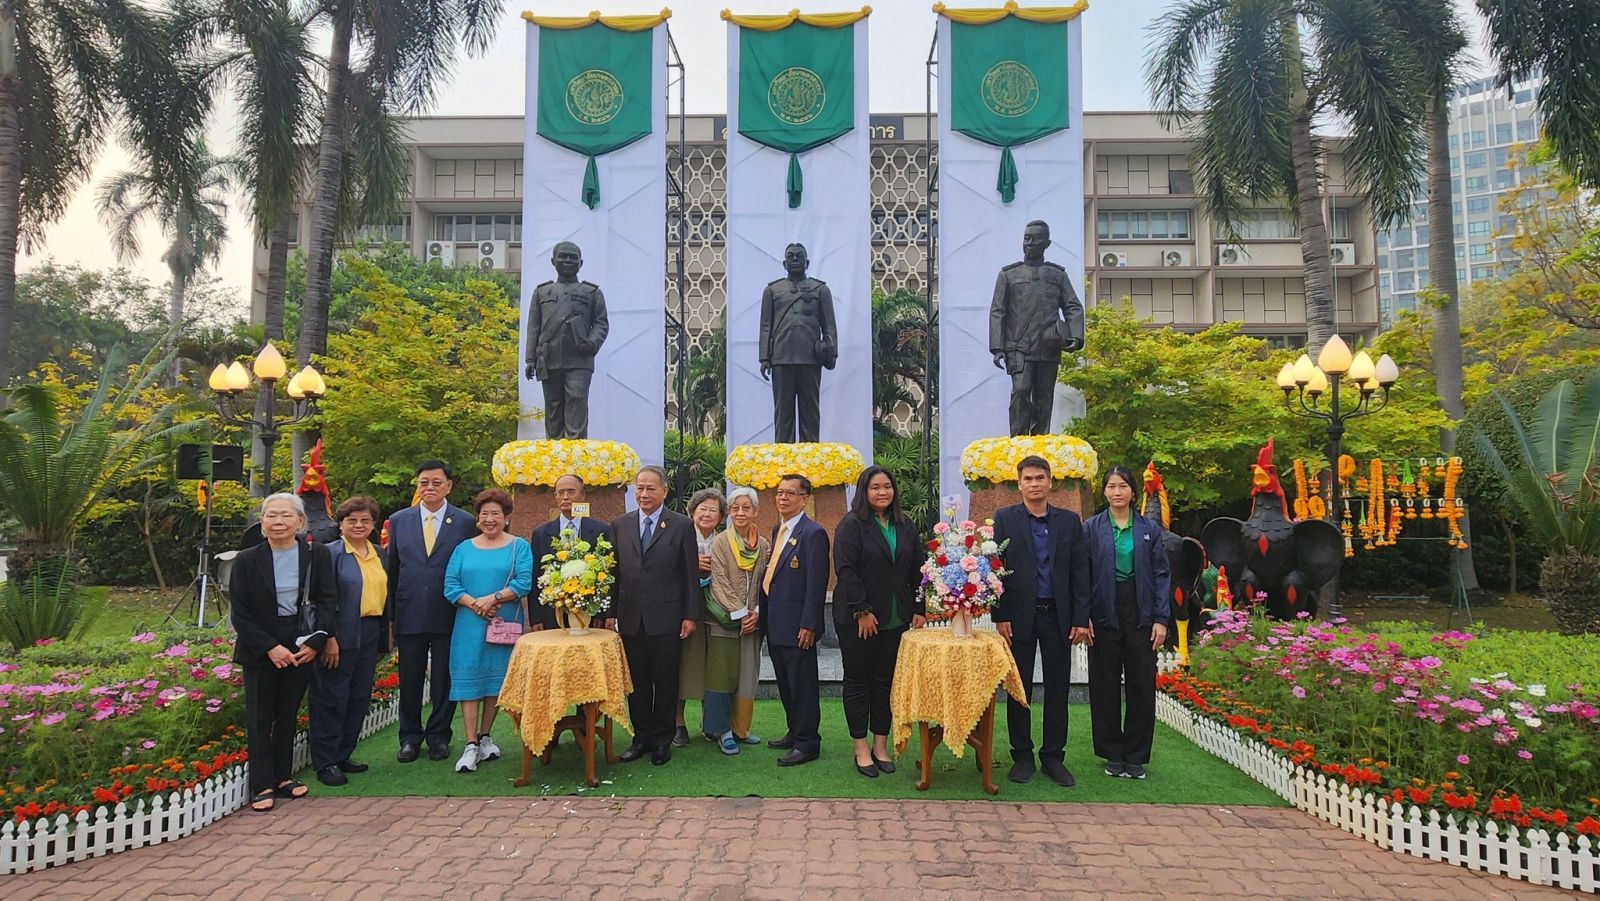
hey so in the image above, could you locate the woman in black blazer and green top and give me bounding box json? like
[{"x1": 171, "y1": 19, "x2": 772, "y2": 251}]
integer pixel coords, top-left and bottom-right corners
[
  {"x1": 230, "y1": 493, "x2": 336, "y2": 811},
  {"x1": 1083, "y1": 465, "x2": 1171, "y2": 781},
  {"x1": 833, "y1": 465, "x2": 926, "y2": 778}
]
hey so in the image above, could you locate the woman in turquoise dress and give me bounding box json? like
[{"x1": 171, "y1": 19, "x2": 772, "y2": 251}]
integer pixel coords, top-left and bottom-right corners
[{"x1": 443, "y1": 488, "x2": 534, "y2": 774}]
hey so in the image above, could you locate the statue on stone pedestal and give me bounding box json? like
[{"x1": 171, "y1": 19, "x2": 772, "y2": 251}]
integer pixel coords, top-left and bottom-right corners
[
  {"x1": 759, "y1": 243, "x2": 838, "y2": 444},
  {"x1": 989, "y1": 220, "x2": 1085, "y2": 436},
  {"x1": 524, "y1": 241, "x2": 609, "y2": 439}
]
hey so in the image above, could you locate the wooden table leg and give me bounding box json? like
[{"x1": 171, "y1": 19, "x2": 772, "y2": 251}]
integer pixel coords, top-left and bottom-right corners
[
  {"x1": 600, "y1": 714, "x2": 618, "y2": 764},
  {"x1": 916, "y1": 722, "x2": 941, "y2": 791},
  {"x1": 509, "y1": 712, "x2": 533, "y2": 788},
  {"x1": 975, "y1": 699, "x2": 998, "y2": 795},
  {"x1": 580, "y1": 702, "x2": 600, "y2": 788}
]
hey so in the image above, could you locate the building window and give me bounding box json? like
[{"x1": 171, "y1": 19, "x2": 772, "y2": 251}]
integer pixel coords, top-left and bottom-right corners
[
  {"x1": 1494, "y1": 169, "x2": 1515, "y2": 189},
  {"x1": 1465, "y1": 151, "x2": 1486, "y2": 169},
  {"x1": 1495, "y1": 123, "x2": 1513, "y2": 144},
  {"x1": 1377, "y1": 254, "x2": 1389, "y2": 269},
  {"x1": 1414, "y1": 224, "x2": 1429, "y2": 244},
  {"x1": 1096, "y1": 209, "x2": 1191, "y2": 240},
  {"x1": 1471, "y1": 242, "x2": 1493, "y2": 260},
  {"x1": 1395, "y1": 250, "x2": 1414, "y2": 269},
  {"x1": 1379, "y1": 273, "x2": 1390, "y2": 290},
  {"x1": 286, "y1": 213, "x2": 300, "y2": 247},
  {"x1": 1471, "y1": 266, "x2": 1495, "y2": 279},
  {"x1": 1467, "y1": 197, "x2": 1491, "y2": 214},
  {"x1": 1417, "y1": 248, "x2": 1429, "y2": 268},
  {"x1": 1516, "y1": 119, "x2": 1537, "y2": 141},
  {"x1": 1397, "y1": 271, "x2": 1416, "y2": 291},
  {"x1": 1236, "y1": 209, "x2": 1297, "y2": 240},
  {"x1": 434, "y1": 213, "x2": 523, "y2": 243},
  {"x1": 1469, "y1": 130, "x2": 1486, "y2": 148},
  {"x1": 1468, "y1": 221, "x2": 1490, "y2": 236},
  {"x1": 351, "y1": 215, "x2": 411, "y2": 244},
  {"x1": 1497, "y1": 215, "x2": 1518, "y2": 236},
  {"x1": 1465, "y1": 175, "x2": 1489, "y2": 191},
  {"x1": 1329, "y1": 208, "x2": 1352, "y2": 241},
  {"x1": 1493, "y1": 147, "x2": 1510, "y2": 168}
]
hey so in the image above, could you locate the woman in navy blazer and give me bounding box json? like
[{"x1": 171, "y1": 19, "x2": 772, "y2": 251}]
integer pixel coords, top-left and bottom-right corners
[{"x1": 1083, "y1": 465, "x2": 1171, "y2": 780}]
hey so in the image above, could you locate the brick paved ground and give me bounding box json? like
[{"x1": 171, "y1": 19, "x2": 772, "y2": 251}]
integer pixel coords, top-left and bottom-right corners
[{"x1": 9, "y1": 798, "x2": 1569, "y2": 899}]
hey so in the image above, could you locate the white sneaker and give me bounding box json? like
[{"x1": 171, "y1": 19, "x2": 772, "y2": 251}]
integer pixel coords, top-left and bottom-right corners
[
  {"x1": 455, "y1": 742, "x2": 480, "y2": 773},
  {"x1": 477, "y1": 735, "x2": 501, "y2": 762}
]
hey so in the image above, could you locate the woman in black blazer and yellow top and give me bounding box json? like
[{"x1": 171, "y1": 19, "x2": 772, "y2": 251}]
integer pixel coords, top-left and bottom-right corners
[
  {"x1": 230, "y1": 493, "x2": 336, "y2": 811},
  {"x1": 309, "y1": 495, "x2": 389, "y2": 787},
  {"x1": 1083, "y1": 466, "x2": 1172, "y2": 780},
  {"x1": 833, "y1": 465, "x2": 926, "y2": 778}
]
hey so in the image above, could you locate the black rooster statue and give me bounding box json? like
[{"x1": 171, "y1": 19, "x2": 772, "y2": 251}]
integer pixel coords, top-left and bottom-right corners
[
  {"x1": 1140, "y1": 463, "x2": 1207, "y2": 663},
  {"x1": 1199, "y1": 439, "x2": 1344, "y2": 619}
]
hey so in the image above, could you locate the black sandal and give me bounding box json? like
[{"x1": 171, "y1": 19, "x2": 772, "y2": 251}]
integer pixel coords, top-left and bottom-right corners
[
  {"x1": 274, "y1": 780, "x2": 308, "y2": 799},
  {"x1": 250, "y1": 790, "x2": 275, "y2": 812}
]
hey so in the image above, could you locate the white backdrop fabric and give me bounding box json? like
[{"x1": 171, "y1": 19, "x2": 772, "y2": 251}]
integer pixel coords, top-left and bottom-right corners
[
  {"x1": 723, "y1": 21, "x2": 874, "y2": 465},
  {"x1": 935, "y1": 16, "x2": 1085, "y2": 507},
  {"x1": 519, "y1": 22, "x2": 666, "y2": 475}
]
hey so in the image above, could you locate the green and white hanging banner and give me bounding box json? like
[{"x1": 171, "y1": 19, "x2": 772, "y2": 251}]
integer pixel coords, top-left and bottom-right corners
[
  {"x1": 733, "y1": 17, "x2": 858, "y2": 208},
  {"x1": 949, "y1": 16, "x2": 1071, "y2": 203},
  {"x1": 534, "y1": 20, "x2": 654, "y2": 209}
]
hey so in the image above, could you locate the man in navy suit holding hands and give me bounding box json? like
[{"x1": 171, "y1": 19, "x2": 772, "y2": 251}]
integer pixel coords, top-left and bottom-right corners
[
  {"x1": 758, "y1": 473, "x2": 830, "y2": 766},
  {"x1": 991, "y1": 455, "x2": 1091, "y2": 787},
  {"x1": 386, "y1": 460, "x2": 475, "y2": 764}
]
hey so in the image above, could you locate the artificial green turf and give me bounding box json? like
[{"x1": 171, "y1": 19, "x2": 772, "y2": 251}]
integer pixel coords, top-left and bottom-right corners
[{"x1": 305, "y1": 700, "x2": 1286, "y2": 806}]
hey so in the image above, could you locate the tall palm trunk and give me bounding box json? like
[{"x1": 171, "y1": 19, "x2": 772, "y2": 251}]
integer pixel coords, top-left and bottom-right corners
[
  {"x1": 251, "y1": 216, "x2": 290, "y2": 496},
  {"x1": 292, "y1": 1, "x2": 352, "y2": 467},
  {"x1": 0, "y1": 8, "x2": 20, "y2": 388},
  {"x1": 1281, "y1": 18, "x2": 1335, "y2": 354},
  {"x1": 1425, "y1": 100, "x2": 1479, "y2": 589}
]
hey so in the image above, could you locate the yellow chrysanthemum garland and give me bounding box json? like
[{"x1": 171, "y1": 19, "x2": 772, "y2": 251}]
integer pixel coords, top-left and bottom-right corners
[
  {"x1": 725, "y1": 442, "x2": 865, "y2": 491},
  {"x1": 492, "y1": 439, "x2": 641, "y2": 488},
  {"x1": 960, "y1": 435, "x2": 1099, "y2": 486}
]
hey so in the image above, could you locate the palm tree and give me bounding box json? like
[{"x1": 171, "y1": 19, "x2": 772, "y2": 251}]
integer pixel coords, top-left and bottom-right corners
[
  {"x1": 871, "y1": 285, "x2": 929, "y2": 436},
  {"x1": 681, "y1": 320, "x2": 726, "y2": 440},
  {"x1": 1147, "y1": 0, "x2": 1431, "y2": 353},
  {"x1": 96, "y1": 140, "x2": 233, "y2": 339},
  {"x1": 1476, "y1": 1, "x2": 1600, "y2": 192}
]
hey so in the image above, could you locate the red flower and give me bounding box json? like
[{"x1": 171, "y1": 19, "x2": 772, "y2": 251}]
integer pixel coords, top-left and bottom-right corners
[
  {"x1": 1575, "y1": 816, "x2": 1600, "y2": 837},
  {"x1": 1549, "y1": 809, "x2": 1569, "y2": 828},
  {"x1": 1407, "y1": 787, "x2": 1433, "y2": 805},
  {"x1": 936, "y1": 555, "x2": 948, "y2": 566},
  {"x1": 927, "y1": 539, "x2": 940, "y2": 551},
  {"x1": 92, "y1": 786, "x2": 118, "y2": 804},
  {"x1": 1442, "y1": 791, "x2": 1476, "y2": 810},
  {"x1": 1489, "y1": 794, "x2": 1524, "y2": 818},
  {"x1": 989, "y1": 557, "x2": 1002, "y2": 570},
  {"x1": 964, "y1": 535, "x2": 976, "y2": 548},
  {"x1": 963, "y1": 583, "x2": 978, "y2": 597}
]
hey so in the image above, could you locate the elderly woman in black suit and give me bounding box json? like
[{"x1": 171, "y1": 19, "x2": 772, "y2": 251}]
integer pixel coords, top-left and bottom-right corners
[
  {"x1": 230, "y1": 493, "x2": 336, "y2": 812},
  {"x1": 833, "y1": 465, "x2": 925, "y2": 778},
  {"x1": 1083, "y1": 465, "x2": 1172, "y2": 781}
]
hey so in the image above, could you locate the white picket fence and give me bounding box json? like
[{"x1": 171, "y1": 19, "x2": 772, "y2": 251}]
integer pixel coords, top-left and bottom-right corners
[
  {"x1": 1154, "y1": 671, "x2": 1600, "y2": 893},
  {"x1": 0, "y1": 690, "x2": 401, "y2": 875}
]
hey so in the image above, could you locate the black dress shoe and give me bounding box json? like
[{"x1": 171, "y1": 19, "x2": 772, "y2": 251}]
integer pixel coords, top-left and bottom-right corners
[
  {"x1": 1007, "y1": 759, "x2": 1035, "y2": 784},
  {"x1": 855, "y1": 761, "x2": 879, "y2": 778},
  {"x1": 651, "y1": 746, "x2": 672, "y2": 766},
  {"x1": 397, "y1": 743, "x2": 420, "y2": 763},
  {"x1": 873, "y1": 755, "x2": 896, "y2": 775},
  {"x1": 316, "y1": 765, "x2": 348, "y2": 787},
  {"x1": 338, "y1": 759, "x2": 369, "y2": 774},
  {"x1": 777, "y1": 749, "x2": 818, "y2": 767},
  {"x1": 619, "y1": 743, "x2": 649, "y2": 763},
  {"x1": 427, "y1": 741, "x2": 450, "y2": 761},
  {"x1": 767, "y1": 734, "x2": 795, "y2": 750},
  {"x1": 1041, "y1": 759, "x2": 1077, "y2": 788}
]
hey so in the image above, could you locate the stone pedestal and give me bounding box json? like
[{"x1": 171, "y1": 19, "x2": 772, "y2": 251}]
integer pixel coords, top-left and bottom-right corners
[
  {"x1": 508, "y1": 484, "x2": 629, "y2": 538},
  {"x1": 965, "y1": 481, "x2": 1091, "y2": 524}
]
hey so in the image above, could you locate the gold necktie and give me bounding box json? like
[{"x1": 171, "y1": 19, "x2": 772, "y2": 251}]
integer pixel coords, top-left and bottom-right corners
[
  {"x1": 424, "y1": 511, "x2": 437, "y2": 555},
  {"x1": 762, "y1": 524, "x2": 789, "y2": 595}
]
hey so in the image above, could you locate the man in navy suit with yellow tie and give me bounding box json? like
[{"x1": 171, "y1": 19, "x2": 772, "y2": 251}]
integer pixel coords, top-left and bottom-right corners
[{"x1": 758, "y1": 473, "x2": 830, "y2": 766}]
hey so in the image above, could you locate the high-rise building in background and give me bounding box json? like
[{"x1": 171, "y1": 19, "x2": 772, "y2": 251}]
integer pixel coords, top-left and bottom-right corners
[{"x1": 1377, "y1": 75, "x2": 1546, "y2": 325}]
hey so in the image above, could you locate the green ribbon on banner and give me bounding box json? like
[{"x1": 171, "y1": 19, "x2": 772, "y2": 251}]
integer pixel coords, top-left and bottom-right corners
[
  {"x1": 737, "y1": 22, "x2": 855, "y2": 208},
  {"x1": 536, "y1": 24, "x2": 653, "y2": 209},
  {"x1": 949, "y1": 17, "x2": 1070, "y2": 204}
]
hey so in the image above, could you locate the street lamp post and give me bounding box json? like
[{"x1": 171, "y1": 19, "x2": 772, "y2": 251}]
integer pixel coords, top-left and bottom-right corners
[
  {"x1": 207, "y1": 344, "x2": 327, "y2": 495},
  {"x1": 1275, "y1": 335, "x2": 1400, "y2": 618}
]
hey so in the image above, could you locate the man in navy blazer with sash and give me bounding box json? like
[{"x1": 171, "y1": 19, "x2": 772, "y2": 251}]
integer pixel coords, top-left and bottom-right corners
[
  {"x1": 991, "y1": 454, "x2": 1092, "y2": 787},
  {"x1": 385, "y1": 460, "x2": 475, "y2": 763},
  {"x1": 610, "y1": 466, "x2": 698, "y2": 766},
  {"x1": 530, "y1": 474, "x2": 613, "y2": 630},
  {"x1": 757, "y1": 473, "x2": 830, "y2": 766}
]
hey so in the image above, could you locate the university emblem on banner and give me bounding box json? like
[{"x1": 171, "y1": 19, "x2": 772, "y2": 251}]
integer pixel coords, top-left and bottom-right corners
[
  {"x1": 566, "y1": 69, "x2": 625, "y2": 126},
  {"x1": 768, "y1": 67, "x2": 827, "y2": 125},
  {"x1": 980, "y1": 61, "x2": 1039, "y2": 119}
]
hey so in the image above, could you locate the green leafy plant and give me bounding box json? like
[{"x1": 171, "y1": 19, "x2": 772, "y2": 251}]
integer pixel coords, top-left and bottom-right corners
[{"x1": 664, "y1": 430, "x2": 726, "y2": 511}]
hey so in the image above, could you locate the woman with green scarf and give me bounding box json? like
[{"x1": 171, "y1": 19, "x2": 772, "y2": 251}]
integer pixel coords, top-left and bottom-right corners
[{"x1": 706, "y1": 486, "x2": 771, "y2": 754}]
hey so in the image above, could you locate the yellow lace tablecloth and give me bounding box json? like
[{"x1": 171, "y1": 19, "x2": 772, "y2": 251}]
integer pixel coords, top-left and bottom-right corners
[
  {"x1": 890, "y1": 628, "x2": 1027, "y2": 758},
  {"x1": 497, "y1": 629, "x2": 632, "y2": 756}
]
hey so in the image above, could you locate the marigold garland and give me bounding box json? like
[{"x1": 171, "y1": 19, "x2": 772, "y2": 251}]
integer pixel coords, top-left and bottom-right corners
[
  {"x1": 959, "y1": 435, "x2": 1099, "y2": 485},
  {"x1": 725, "y1": 442, "x2": 864, "y2": 491},
  {"x1": 492, "y1": 439, "x2": 640, "y2": 488}
]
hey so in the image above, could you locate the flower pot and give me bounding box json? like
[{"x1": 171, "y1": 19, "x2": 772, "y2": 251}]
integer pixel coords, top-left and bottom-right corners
[
  {"x1": 559, "y1": 607, "x2": 592, "y2": 635},
  {"x1": 952, "y1": 610, "x2": 974, "y2": 639}
]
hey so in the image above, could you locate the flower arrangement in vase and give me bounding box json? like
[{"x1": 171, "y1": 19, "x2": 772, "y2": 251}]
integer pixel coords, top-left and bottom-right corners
[
  {"x1": 919, "y1": 510, "x2": 1009, "y2": 638},
  {"x1": 536, "y1": 528, "x2": 616, "y2": 633}
]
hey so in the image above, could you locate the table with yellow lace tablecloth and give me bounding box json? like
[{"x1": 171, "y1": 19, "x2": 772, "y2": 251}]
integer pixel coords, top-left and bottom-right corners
[
  {"x1": 890, "y1": 627, "x2": 1027, "y2": 794},
  {"x1": 497, "y1": 629, "x2": 632, "y2": 788}
]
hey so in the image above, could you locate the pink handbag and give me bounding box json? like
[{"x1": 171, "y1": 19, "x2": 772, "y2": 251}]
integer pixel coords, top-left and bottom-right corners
[{"x1": 484, "y1": 564, "x2": 527, "y2": 645}]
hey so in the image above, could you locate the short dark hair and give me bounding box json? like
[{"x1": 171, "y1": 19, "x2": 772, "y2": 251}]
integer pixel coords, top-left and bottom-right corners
[
  {"x1": 415, "y1": 459, "x2": 452, "y2": 479},
  {"x1": 1025, "y1": 219, "x2": 1051, "y2": 238},
  {"x1": 335, "y1": 495, "x2": 381, "y2": 522},
  {"x1": 1016, "y1": 455, "x2": 1052, "y2": 479},
  {"x1": 472, "y1": 488, "x2": 513, "y2": 515},
  {"x1": 778, "y1": 473, "x2": 812, "y2": 495},
  {"x1": 1101, "y1": 465, "x2": 1137, "y2": 493},
  {"x1": 849, "y1": 465, "x2": 906, "y2": 524}
]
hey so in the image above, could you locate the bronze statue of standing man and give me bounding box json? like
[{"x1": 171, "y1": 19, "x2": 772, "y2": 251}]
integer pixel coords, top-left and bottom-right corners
[
  {"x1": 524, "y1": 241, "x2": 609, "y2": 439},
  {"x1": 760, "y1": 243, "x2": 838, "y2": 444},
  {"x1": 990, "y1": 220, "x2": 1085, "y2": 436}
]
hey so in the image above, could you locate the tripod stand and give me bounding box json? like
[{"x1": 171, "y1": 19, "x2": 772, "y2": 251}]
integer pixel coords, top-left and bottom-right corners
[{"x1": 166, "y1": 479, "x2": 228, "y2": 629}]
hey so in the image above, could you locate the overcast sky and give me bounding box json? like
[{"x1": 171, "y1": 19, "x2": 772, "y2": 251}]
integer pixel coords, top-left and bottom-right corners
[{"x1": 23, "y1": 0, "x2": 1489, "y2": 314}]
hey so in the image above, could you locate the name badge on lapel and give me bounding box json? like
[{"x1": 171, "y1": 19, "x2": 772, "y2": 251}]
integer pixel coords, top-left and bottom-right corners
[{"x1": 789, "y1": 557, "x2": 799, "y2": 569}]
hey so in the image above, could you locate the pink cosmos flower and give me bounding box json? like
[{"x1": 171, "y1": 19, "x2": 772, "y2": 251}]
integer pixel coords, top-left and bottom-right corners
[
  {"x1": 141, "y1": 739, "x2": 157, "y2": 749},
  {"x1": 1291, "y1": 686, "x2": 1307, "y2": 699},
  {"x1": 1518, "y1": 749, "x2": 1533, "y2": 761},
  {"x1": 40, "y1": 712, "x2": 66, "y2": 726},
  {"x1": 1457, "y1": 754, "x2": 1471, "y2": 765},
  {"x1": 162, "y1": 643, "x2": 189, "y2": 658},
  {"x1": 131, "y1": 632, "x2": 156, "y2": 643}
]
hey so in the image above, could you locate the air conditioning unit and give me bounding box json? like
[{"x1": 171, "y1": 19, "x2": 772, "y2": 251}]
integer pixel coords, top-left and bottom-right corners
[
  {"x1": 1329, "y1": 243, "x2": 1357, "y2": 266},
  {"x1": 425, "y1": 240, "x2": 455, "y2": 268},
  {"x1": 477, "y1": 239, "x2": 508, "y2": 270},
  {"x1": 1099, "y1": 251, "x2": 1129, "y2": 268},
  {"x1": 1160, "y1": 249, "x2": 1191, "y2": 267},
  {"x1": 1217, "y1": 244, "x2": 1252, "y2": 266}
]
